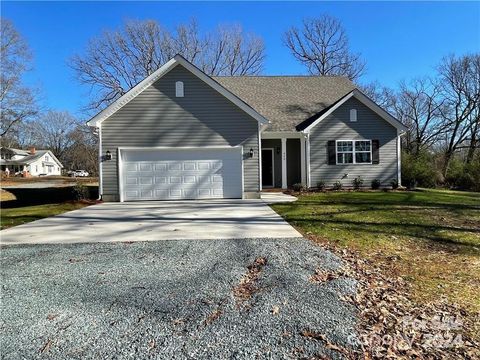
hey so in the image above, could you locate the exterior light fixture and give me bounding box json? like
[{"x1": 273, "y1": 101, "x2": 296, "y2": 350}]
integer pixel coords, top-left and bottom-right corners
[
  {"x1": 105, "y1": 150, "x2": 112, "y2": 161},
  {"x1": 249, "y1": 148, "x2": 254, "y2": 158}
]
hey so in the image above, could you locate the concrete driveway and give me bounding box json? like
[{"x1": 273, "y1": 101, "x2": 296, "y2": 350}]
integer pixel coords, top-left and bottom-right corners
[{"x1": 0, "y1": 200, "x2": 301, "y2": 246}]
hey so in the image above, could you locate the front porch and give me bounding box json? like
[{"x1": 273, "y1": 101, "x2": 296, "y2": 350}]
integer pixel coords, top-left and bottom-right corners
[{"x1": 260, "y1": 132, "x2": 307, "y2": 190}]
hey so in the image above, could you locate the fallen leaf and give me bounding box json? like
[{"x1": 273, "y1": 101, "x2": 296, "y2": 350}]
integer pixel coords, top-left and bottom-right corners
[
  {"x1": 46, "y1": 314, "x2": 58, "y2": 321},
  {"x1": 40, "y1": 339, "x2": 52, "y2": 353},
  {"x1": 147, "y1": 339, "x2": 156, "y2": 351}
]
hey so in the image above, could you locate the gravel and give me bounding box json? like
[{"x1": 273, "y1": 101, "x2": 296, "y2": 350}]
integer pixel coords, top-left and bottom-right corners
[{"x1": 1, "y1": 237, "x2": 359, "y2": 359}]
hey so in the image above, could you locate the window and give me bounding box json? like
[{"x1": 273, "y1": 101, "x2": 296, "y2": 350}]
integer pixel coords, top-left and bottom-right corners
[
  {"x1": 350, "y1": 108, "x2": 357, "y2": 122},
  {"x1": 45, "y1": 155, "x2": 49, "y2": 162},
  {"x1": 336, "y1": 140, "x2": 372, "y2": 164},
  {"x1": 336, "y1": 141, "x2": 353, "y2": 164},
  {"x1": 175, "y1": 81, "x2": 184, "y2": 97},
  {"x1": 355, "y1": 140, "x2": 371, "y2": 163}
]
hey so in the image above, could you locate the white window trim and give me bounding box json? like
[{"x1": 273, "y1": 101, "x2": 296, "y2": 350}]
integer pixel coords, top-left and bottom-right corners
[
  {"x1": 350, "y1": 108, "x2": 357, "y2": 122},
  {"x1": 335, "y1": 140, "x2": 372, "y2": 165},
  {"x1": 175, "y1": 81, "x2": 184, "y2": 97}
]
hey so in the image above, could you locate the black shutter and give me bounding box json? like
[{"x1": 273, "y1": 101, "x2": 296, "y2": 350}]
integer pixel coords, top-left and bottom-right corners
[
  {"x1": 327, "y1": 140, "x2": 336, "y2": 165},
  {"x1": 372, "y1": 140, "x2": 380, "y2": 164}
]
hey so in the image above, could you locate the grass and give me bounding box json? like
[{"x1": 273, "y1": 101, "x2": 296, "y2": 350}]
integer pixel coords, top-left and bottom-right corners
[
  {"x1": 0, "y1": 202, "x2": 90, "y2": 229},
  {"x1": 0, "y1": 189, "x2": 16, "y2": 202},
  {"x1": 272, "y1": 189, "x2": 480, "y2": 312}
]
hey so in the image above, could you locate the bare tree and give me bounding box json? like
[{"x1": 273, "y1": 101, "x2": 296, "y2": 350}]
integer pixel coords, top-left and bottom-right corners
[
  {"x1": 283, "y1": 15, "x2": 365, "y2": 80},
  {"x1": 63, "y1": 124, "x2": 98, "y2": 175},
  {"x1": 392, "y1": 78, "x2": 447, "y2": 155},
  {"x1": 31, "y1": 111, "x2": 78, "y2": 161},
  {"x1": 438, "y1": 54, "x2": 480, "y2": 176},
  {"x1": 70, "y1": 19, "x2": 265, "y2": 111},
  {"x1": 0, "y1": 18, "x2": 38, "y2": 139},
  {"x1": 202, "y1": 25, "x2": 265, "y2": 76},
  {"x1": 359, "y1": 81, "x2": 395, "y2": 109}
]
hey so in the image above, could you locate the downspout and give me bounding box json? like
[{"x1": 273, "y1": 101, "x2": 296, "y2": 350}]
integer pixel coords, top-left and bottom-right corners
[
  {"x1": 258, "y1": 122, "x2": 263, "y2": 193},
  {"x1": 97, "y1": 125, "x2": 103, "y2": 201},
  {"x1": 397, "y1": 129, "x2": 405, "y2": 187},
  {"x1": 305, "y1": 132, "x2": 311, "y2": 188}
]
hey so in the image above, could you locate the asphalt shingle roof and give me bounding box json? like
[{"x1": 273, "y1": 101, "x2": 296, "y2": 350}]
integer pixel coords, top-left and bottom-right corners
[
  {"x1": 0, "y1": 150, "x2": 49, "y2": 166},
  {"x1": 213, "y1": 76, "x2": 356, "y2": 131}
]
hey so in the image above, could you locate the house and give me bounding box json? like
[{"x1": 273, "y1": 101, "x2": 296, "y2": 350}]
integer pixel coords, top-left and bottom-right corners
[
  {"x1": 87, "y1": 55, "x2": 407, "y2": 202},
  {"x1": 0, "y1": 147, "x2": 63, "y2": 176}
]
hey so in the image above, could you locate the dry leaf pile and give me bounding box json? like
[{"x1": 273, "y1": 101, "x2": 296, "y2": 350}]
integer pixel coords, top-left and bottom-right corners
[
  {"x1": 232, "y1": 256, "x2": 267, "y2": 307},
  {"x1": 308, "y1": 236, "x2": 480, "y2": 359}
]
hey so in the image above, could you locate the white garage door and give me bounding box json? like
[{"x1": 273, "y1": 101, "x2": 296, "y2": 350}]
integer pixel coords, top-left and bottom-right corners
[{"x1": 120, "y1": 147, "x2": 243, "y2": 201}]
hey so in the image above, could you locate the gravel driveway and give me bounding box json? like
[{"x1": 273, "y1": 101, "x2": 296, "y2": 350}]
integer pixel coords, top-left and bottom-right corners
[{"x1": 1, "y1": 238, "x2": 358, "y2": 359}]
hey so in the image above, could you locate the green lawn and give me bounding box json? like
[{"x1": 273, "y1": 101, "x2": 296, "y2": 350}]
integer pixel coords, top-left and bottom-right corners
[
  {"x1": 0, "y1": 202, "x2": 90, "y2": 230},
  {"x1": 272, "y1": 189, "x2": 480, "y2": 311}
]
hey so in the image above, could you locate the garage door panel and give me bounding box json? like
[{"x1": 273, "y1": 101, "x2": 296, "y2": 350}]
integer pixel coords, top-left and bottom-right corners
[
  {"x1": 139, "y1": 177, "x2": 153, "y2": 185},
  {"x1": 183, "y1": 162, "x2": 196, "y2": 170},
  {"x1": 125, "y1": 177, "x2": 138, "y2": 185},
  {"x1": 139, "y1": 164, "x2": 153, "y2": 172},
  {"x1": 125, "y1": 163, "x2": 138, "y2": 172},
  {"x1": 169, "y1": 176, "x2": 182, "y2": 184},
  {"x1": 183, "y1": 175, "x2": 196, "y2": 184},
  {"x1": 168, "y1": 163, "x2": 182, "y2": 171},
  {"x1": 155, "y1": 163, "x2": 167, "y2": 171},
  {"x1": 155, "y1": 189, "x2": 169, "y2": 198},
  {"x1": 121, "y1": 148, "x2": 242, "y2": 201}
]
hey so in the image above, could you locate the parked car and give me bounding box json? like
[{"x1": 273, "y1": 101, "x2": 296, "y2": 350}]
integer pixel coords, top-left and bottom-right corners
[{"x1": 68, "y1": 170, "x2": 89, "y2": 177}]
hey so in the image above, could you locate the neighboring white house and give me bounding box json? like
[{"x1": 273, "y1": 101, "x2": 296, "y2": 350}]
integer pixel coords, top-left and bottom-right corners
[{"x1": 0, "y1": 147, "x2": 63, "y2": 176}]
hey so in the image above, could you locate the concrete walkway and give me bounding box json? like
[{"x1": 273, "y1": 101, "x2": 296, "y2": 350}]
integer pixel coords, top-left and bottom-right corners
[
  {"x1": 0, "y1": 200, "x2": 301, "y2": 246},
  {"x1": 261, "y1": 192, "x2": 297, "y2": 204}
]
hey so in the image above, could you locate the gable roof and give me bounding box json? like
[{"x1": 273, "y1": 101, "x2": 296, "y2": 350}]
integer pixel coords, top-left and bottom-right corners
[
  {"x1": 0, "y1": 149, "x2": 64, "y2": 168},
  {"x1": 1, "y1": 147, "x2": 30, "y2": 156},
  {"x1": 87, "y1": 55, "x2": 269, "y2": 127},
  {"x1": 213, "y1": 76, "x2": 356, "y2": 131},
  {"x1": 297, "y1": 89, "x2": 408, "y2": 133}
]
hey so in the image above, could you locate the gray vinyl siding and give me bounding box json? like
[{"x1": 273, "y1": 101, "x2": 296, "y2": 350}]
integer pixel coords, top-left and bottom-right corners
[
  {"x1": 101, "y1": 64, "x2": 259, "y2": 200},
  {"x1": 309, "y1": 97, "x2": 398, "y2": 188}
]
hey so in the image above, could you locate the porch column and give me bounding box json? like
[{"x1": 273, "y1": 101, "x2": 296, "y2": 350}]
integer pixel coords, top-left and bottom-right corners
[
  {"x1": 306, "y1": 133, "x2": 311, "y2": 188},
  {"x1": 300, "y1": 137, "x2": 306, "y2": 186},
  {"x1": 281, "y1": 138, "x2": 287, "y2": 189}
]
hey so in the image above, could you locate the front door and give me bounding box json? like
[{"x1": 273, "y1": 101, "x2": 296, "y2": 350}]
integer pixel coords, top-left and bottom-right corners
[{"x1": 261, "y1": 148, "x2": 274, "y2": 187}]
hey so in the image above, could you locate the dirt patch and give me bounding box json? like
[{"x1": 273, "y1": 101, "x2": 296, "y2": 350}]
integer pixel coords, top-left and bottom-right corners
[
  {"x1": 308, "y1": 235, "x2": 480, "y2": 359},
  {"x1": 232, "y1": 257, "x2": 267, "y2": 307}
]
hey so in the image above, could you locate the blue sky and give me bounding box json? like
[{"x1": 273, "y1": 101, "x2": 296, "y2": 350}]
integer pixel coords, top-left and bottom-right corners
[{"x1": 3, "y1": 1, "x2": 479, "y2": 118}]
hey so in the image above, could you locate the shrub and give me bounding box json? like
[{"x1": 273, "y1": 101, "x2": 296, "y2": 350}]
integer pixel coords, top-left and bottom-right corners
[
  {"x1": 333, "y1": 181, "x2": 343, "y2": 190},
  {"x1": 352, "y1": 176, "x2": 364, "y2": 190},
  {"x1": 390, "y1": 178, "x2": 399, "y2": 190},
  {"x1": 401, "y1": 150, "x2": 438, "y2": 189},
  {"x1": 445, "y1": 156, "x2": 480, "y2": 191},
  {"x1": 72, "y1": 183, "x2": 88, "y2": 200},
  {"x1": 292, "y1": 183, "x2": 305, "y2": 192},
  {"x1": 371, "y1": 179, "x2": 381, "y2": 190},
  {"x1": 316, "y1": 180, "x2": 326, "y2": 191}
]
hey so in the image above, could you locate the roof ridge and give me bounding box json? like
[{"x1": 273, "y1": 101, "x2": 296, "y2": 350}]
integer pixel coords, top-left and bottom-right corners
[{"x1": 213, "y1": 75, "x2": 351, "y2": 79}]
